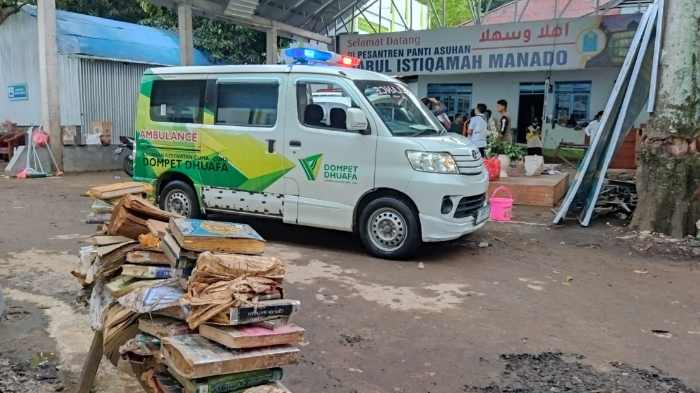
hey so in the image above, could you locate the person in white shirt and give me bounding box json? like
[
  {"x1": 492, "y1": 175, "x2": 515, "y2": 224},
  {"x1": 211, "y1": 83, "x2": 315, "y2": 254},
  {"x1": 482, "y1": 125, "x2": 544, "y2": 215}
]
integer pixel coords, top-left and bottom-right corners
[
  {"x1": 464, "y1": 103, "x2": 488, "y2": 158},
  {"x1": 585, "y1": 111, "x2": 604, "y2": 141}
]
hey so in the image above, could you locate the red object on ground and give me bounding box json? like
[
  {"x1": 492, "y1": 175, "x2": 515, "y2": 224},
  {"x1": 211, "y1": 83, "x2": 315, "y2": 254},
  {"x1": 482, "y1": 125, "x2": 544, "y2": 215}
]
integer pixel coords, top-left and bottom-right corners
[{"x1": 484, "y1": 157, "x2": 501, "y2": 182}]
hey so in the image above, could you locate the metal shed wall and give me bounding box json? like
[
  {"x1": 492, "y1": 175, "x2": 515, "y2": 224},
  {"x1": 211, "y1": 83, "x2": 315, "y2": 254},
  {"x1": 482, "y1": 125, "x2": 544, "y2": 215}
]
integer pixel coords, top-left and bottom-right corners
[
  {"x1": 0, "y1": 11, "x2": 81, "y2": 126},
  {"x1": 77, "y1": 59, "x2": 151, "y2": 143}
]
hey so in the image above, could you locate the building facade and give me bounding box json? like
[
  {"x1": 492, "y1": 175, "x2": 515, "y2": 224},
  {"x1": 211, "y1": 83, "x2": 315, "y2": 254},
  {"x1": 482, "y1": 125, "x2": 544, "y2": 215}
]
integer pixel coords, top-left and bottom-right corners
[{"x1": 337, "y1": 13, "x2": 647, "y2": 149}]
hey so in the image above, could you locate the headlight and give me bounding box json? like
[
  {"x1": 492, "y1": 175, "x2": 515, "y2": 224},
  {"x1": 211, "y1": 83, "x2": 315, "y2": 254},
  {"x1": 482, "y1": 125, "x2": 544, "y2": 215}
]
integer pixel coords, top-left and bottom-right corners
[{"x1": 406, "y1": 151, "x2": 459, "y2": 173}]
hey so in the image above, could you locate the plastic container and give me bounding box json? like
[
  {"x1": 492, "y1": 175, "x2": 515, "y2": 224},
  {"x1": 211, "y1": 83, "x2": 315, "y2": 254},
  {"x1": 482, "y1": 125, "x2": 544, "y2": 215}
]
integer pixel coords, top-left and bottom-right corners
[{"x1": 489, "y1": 186, "x2": 513, "y2": 221}]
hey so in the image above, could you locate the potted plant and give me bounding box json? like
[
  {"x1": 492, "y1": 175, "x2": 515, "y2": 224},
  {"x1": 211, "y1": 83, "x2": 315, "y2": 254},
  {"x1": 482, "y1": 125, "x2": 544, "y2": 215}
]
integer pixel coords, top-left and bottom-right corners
[{"x1": 487, "y1": 135, "x2": 523, "y2": 168}]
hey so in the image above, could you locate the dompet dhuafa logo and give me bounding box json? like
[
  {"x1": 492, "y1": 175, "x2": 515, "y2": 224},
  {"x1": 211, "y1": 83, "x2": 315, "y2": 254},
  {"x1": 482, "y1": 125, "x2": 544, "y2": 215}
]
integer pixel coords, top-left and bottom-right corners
[{"x1": 299, "y1": 154, "x2": 323, "y2": 181}]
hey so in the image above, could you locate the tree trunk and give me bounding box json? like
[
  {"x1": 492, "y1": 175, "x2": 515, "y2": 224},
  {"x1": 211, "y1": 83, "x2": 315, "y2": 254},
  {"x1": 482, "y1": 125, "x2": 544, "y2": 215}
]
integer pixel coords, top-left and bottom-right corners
[{"x1": 631, "y1": 0, "x2": 700, "y2": 238}]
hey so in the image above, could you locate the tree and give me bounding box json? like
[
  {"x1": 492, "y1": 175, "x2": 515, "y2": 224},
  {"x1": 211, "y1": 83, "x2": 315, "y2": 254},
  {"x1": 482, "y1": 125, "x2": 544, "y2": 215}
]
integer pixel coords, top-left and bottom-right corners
[
  {"x1": 0, "y1": 0, "x2": 290, "y2": 64},
  {"x1": 419, "y1": 0, "x2": 513, "y2": 28},
  {"x1": 56, "y1": 0, "x2": 146, "y2": 23},
  {"x1": 631, "y1": 0, "x2": 700, "y2": 238},
  {"x1": 139, "y1": 4, "x2": 292, "y2": 65},
  {"x1": 0, "y1": 0, "x2": 34, "y2": 26}
]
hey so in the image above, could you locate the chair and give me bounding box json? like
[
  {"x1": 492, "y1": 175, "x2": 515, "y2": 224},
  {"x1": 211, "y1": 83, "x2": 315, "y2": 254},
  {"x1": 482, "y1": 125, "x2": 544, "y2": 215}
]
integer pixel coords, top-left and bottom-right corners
[
  {"x1": 0, "y1": 131, "x2": 25, "y2": 161},
  {"x1": 329, "y1": 108, "x2": 347, "y2": 129},
  {"x1": 304, "y1": 104, "x2": 325, "y2": 127}
]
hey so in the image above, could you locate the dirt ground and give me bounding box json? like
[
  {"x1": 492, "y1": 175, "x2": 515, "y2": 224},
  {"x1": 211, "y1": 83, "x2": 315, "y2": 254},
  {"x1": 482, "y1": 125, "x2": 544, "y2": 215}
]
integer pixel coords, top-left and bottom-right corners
[{"x1": 0, "y1": 170, "x2": 699, "y2": 393}]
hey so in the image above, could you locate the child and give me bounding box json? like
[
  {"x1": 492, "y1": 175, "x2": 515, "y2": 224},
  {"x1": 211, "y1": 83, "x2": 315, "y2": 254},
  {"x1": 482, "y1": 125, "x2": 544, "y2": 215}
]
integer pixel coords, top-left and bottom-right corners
[{"x1": 526, "y1": 118, "x2": 543, "y2": 156}]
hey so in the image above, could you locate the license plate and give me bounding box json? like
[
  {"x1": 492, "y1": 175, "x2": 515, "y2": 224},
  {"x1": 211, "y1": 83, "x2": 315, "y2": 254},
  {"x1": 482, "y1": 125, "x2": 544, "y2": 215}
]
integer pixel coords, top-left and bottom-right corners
[{"x1": 476, "y1": 205, "x2": 491, "y2": 224}]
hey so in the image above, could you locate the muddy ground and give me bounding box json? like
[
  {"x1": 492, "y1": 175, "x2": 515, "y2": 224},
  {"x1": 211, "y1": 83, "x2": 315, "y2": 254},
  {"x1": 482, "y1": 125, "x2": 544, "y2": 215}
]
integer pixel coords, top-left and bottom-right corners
[{"x1": 0, "y1": 171, "x2": 698, "y2": 393}]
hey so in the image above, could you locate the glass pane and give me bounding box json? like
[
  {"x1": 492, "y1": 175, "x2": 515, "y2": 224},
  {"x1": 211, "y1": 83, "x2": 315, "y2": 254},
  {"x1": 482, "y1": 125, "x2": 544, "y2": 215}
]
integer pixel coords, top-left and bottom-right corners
[
  {"x1": 150, "y1": 80, "x2": 206, "y2": 124},
  {"x1": 297, "y1": 82, "x2": 358, "y2": 130},
  {"x1": 216, "y1": 84, "x2": 279, "y2": 127}
]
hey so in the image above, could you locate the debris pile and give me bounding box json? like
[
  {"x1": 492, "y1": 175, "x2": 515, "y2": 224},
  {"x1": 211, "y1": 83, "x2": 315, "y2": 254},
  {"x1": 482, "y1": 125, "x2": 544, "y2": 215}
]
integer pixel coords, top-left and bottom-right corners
[
  {"x1": 593, "y1": 179, "x2": 637, "y2": 220},
  {"x1": 84, "y1": 182, "x2": 154, "y2": 225},
  {"x1": 73, "y1": 183, "x2": 303, "y2": 393}
]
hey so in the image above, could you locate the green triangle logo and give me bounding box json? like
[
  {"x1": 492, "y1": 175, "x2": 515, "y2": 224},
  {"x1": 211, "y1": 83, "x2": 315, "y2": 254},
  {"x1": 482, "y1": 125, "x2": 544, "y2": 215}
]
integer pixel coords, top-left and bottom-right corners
[{"x1": 299, "y1": 154, "x2": 323, "y2": 181}]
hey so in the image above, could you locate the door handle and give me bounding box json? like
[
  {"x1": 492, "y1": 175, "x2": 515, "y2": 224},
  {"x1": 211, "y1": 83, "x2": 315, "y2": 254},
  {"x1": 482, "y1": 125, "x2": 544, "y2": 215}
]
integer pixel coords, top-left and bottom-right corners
[
  {"x1": 267, "y1": 139, "x2": 275, "y2": 153},
  {"x1": 289, "y1": 140, "x2": 302, "y2": 147}
]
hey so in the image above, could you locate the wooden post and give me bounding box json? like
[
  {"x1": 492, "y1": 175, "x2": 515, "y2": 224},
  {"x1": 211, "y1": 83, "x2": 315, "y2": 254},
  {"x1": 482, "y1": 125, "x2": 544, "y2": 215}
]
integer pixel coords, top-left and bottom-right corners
[{"x1": 77, "y1": 331, "x2": 104, "y2": 393}]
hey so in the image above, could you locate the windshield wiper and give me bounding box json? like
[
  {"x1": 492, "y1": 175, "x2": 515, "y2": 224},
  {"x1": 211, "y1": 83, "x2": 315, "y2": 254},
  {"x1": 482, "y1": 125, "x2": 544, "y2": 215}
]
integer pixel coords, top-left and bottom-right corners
[{"x1": 410, "y1": 129, "x2": 440, "y2": 137}]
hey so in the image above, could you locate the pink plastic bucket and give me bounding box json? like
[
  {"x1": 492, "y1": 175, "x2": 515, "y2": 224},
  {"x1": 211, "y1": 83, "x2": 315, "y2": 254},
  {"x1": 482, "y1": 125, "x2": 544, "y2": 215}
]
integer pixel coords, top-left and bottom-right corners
[{"x1": 489, "y1": 186, "x2": 513, "y2": 221}]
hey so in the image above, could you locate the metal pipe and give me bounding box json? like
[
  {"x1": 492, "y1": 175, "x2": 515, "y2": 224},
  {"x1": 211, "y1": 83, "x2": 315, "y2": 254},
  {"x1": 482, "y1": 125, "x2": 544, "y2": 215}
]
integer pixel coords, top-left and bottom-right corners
[
  {"x1": 482, "y1": 0, "x2": 495, "y2": 24},
  {"x1": 558, "y1": 0, "x2": 574, "y2": 18},
  {"x1": 357, "y1": 3, "x2": 377, "y2": 33},
  {"x1": 427, "y1": 0, "x2": 443, "y2": 27},
  {"x1": 299, "y1": 0, "x2": 346, "y2": 29},
  {"x1": 409, "y1": 0, "x2": 413, "y2": 29},
  {"x1": 442, "y1": 0, "x2": 446, "y2": 27},
  {"x1": 514, "y1": 0, "x2": 518, "y2": 22},
  {"x1": 378, "y1": 0, "x2": 382, "y2": 32},
  {"x1": 279, "y1": 0, "x2": 313, "y2": 23},
  {"x1": 518, "y1": 0, "x2": 531, "y2": 21},
  {"x1": 390, "y1": 0, "x2": 409, "y2": 29}
]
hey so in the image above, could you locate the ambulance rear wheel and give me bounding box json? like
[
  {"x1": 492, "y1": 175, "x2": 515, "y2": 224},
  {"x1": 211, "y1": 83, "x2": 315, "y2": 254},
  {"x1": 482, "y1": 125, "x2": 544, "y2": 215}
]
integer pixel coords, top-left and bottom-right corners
[
  {"x1": 160, "y1": 180, "x2": 202, "y2": 219},
  {"x1": 359, "y1": 197, "x2": 421, "y2": 260}
]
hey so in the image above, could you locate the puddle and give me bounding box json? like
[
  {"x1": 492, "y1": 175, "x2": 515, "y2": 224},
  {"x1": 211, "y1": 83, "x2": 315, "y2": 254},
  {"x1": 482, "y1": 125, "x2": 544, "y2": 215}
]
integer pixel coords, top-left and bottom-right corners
[{"x1": 29, "y1": 352, "x2": 58, "y2": 366}]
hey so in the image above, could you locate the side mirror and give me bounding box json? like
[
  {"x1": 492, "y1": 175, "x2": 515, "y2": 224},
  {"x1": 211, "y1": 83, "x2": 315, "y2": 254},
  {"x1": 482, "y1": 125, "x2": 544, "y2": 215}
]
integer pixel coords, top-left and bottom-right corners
[{"x1": 346, "y1": 108, "x2": 369, "y2": 132}]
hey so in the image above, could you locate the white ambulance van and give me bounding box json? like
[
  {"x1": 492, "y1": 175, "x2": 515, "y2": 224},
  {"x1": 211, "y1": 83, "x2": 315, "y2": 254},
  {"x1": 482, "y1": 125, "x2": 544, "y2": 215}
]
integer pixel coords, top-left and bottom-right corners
[{"x1": 133, "y1": 48, "x2": 489, "y2": 259}]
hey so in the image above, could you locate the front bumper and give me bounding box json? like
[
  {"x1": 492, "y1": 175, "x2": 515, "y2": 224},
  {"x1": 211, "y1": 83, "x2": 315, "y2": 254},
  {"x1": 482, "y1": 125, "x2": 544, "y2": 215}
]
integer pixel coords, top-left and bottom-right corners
[
  {"x1": 419, "y1": 213, "x2": 488, "y2": 242},
  {"x1": 404, "y1": 170, "x2": 489, "y2": 242}
]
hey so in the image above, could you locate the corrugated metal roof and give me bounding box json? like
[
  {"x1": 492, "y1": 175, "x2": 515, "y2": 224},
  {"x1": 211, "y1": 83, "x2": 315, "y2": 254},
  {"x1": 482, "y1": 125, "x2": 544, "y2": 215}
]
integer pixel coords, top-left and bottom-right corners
[
  {"x1": 21, "y1": 5, "x2": 212, "y2": 66},
  {"x1": 463, "y1": 0, "x2": 622, "y2": 26},
  {"x1": 256, "y1": 0, "x2": 374, "y2": 34}
]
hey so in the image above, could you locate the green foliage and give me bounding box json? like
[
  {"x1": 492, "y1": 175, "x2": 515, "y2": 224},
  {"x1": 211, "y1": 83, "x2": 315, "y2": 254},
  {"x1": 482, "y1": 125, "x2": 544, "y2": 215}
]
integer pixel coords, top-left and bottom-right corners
[
  {"x1": 418, "y1": 0, "x2": 512, "y2": 28},
  {"x1": 487, "y1": 134, "x2": 524, "y2": 159},
  {"x1": 0, "y1": 0, "x2": 290, "y2": 64},
  {"x1": 56, "y1": 0, "x2": 146, "y2": 23},
  {"x1": 139, "y1": 6, "x2": 292, "y2": 65},
  {"x1": 0, "y1": 0, "x2": 33, "y2": 26}
]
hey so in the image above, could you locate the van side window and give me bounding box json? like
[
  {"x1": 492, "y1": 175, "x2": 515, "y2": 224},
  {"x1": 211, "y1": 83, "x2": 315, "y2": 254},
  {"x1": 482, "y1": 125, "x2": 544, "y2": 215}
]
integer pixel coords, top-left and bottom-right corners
[
  {"x1": 296, "y1": 82, "x2": 358, "y2": 131},
  {"x1": 150, "y1": 80, "x2": 206, "y2": 124},
  {"x1": 216, "y1": 83, "x2": 279, "y2": 127}
]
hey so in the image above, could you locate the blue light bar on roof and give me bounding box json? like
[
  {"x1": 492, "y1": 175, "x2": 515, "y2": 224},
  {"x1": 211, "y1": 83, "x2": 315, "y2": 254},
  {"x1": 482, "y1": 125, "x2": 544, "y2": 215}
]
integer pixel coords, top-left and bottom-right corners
[{"x1": 284, "y1": 48, "x2": 360, "y2": 67}]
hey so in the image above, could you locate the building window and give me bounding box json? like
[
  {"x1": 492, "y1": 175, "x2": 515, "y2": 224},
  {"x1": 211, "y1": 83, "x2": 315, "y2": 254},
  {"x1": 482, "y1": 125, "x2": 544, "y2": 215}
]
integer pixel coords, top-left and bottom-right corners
[
  {"x1": 519, "y1": 82, "x2": 546, "y2": 94},
  {"x1": 150, "y1": 80, "x2": 206, "y2": 124},
  {"x1": 427, "y1": 84, "x2": 472, "y2": 116},
  {"x1": 554, "y1": 81, "x2": 591, "y2": 125},
  {"x1": 216, "y1": 83, "x2": 279, "y2": 127}
]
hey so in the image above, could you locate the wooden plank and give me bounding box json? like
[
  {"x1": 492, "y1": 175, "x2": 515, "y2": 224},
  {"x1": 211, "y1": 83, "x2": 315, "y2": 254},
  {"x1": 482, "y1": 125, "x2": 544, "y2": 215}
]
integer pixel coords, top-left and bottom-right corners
[{"x1": 76, "y1": 331, "x2": 103, "y2": 393}]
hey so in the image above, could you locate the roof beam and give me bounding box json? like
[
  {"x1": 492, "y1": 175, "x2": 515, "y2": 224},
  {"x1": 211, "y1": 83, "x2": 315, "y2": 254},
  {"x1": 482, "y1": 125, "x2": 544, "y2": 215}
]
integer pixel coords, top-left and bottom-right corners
[
  {"x1": 317, "y1": 0, "x2": 363, "y2": 34},
  {"x1": 142, "y1": 0, "x2": 332, "y2": 44},
  {"x1": 279, "y1": 0, "x2": 314, "y2": 23},
  {"x1": 299, "y1": 0, "x2": 337, "y2": 29}
]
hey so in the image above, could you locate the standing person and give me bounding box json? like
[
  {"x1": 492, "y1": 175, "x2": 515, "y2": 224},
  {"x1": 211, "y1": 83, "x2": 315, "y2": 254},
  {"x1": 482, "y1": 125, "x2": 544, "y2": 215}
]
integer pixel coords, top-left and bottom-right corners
[
  {"x1": 496, "y1": 99, "x2": 511, "y2": 141},
  {"x1": 585, "y1": 110, "x2": 604, "y2": 140},
  {"x1": 464, "y1": 103, "x2": 488, "y2": 158},
  {"x1": 450, "y1": 113, "x2": 464, "y2": 134},
  {"x1": 484, "y1": 109, "x2": 498, "y2": 138},
  {"x1": 526, "y1": 118, "x2": 543, "y2": 156},
  {"x1": 437, "y1": 111, "x2": 452, "y2": 130}
]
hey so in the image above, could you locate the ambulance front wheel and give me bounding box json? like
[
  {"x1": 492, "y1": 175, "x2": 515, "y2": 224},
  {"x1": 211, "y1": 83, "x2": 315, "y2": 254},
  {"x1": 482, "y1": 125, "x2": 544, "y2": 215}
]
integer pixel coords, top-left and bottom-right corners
[
  {"x1": 359, "y1": 197, "x2": 421, "y2": 260},
  {"x1": 160, "y1": 180, "x2": 203, "y2": 219}
]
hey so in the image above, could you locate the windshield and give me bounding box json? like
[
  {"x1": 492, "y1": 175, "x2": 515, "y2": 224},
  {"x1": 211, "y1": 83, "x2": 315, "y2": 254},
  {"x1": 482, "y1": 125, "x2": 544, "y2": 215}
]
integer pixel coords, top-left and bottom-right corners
[{"x1": 354, "y1": 80, "x2": 444, "y2": 136}]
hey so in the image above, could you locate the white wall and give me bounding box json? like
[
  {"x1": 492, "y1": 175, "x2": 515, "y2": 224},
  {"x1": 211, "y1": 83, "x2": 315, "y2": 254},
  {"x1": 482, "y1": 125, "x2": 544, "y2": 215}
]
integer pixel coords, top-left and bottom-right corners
[{"x1": 416, "y1": 68, "x2": 649, "y2": 149}]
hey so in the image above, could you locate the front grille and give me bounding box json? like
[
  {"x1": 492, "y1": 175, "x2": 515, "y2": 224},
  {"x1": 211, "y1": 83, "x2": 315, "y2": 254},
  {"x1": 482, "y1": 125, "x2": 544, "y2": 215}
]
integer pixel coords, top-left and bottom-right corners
[
  {"x1": 452, "y1": 153, "x2": 484, "y2": 176},
  {"x1": 454, "y1": 193, "x2": 486, "y2": 219}
]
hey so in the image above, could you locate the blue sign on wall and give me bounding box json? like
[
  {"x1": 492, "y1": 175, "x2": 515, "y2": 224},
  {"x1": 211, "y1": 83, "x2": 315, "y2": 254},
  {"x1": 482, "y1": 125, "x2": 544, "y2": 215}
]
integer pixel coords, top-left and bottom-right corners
[{"x1": 8, "y1": 83, "x2": 28, "y2": 101}]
